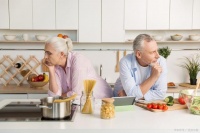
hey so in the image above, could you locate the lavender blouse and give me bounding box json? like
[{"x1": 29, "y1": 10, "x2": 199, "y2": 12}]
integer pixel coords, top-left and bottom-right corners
[{"x1": 48, "y1": 52, "x2": 113, "y2": 99}]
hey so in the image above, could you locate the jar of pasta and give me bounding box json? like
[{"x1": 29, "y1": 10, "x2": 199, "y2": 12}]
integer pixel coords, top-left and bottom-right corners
[{"x1": 100, "y1": 98, "x2": 115, "y2": 119}]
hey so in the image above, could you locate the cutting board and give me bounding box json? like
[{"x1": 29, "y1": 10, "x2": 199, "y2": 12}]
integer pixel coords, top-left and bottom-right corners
[
  {"x1": 135, "y1": 99, "x2": 187, "y2": 112},
  {"x1": 179, "y1": 83, "x2": 200, "y2": 89}
]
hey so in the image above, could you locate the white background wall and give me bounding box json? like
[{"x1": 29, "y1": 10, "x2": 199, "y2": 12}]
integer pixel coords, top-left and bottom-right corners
[{"x1": 0, "y1": 30, "x2": 200, "y2": 84}]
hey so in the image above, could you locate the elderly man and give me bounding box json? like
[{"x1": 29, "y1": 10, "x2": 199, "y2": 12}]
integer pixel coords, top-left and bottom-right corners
[{"x1": 113, "y1": 34, "x2": 167, "y2": 101}]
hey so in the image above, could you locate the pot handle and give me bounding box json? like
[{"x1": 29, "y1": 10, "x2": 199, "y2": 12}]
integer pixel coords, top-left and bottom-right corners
[{"x1": 37, "y1": 104, "x2": 52, "y2": 109}]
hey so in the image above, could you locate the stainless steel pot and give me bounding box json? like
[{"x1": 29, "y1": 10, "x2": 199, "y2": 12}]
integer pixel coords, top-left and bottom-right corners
[{"x1": 39, "y1": 94, "x2": 76, "y2": 119}]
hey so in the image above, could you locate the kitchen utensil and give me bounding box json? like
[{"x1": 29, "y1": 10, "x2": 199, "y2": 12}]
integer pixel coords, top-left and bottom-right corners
[
  {"x1": 53, "y1": 94, "x2": 77, "y2": 103},
  {"x1": 135, "y1": 99, "x2": 187, "y2": 112},
  {"x1": 35, "y1": 35, "x2": 48, "y2": 41},
  {"x1": 3, "y1": 35, "x2": 16, "y2": 41},
  {"x1": 152, "y1": 35, "x2": 163, "y2": 41},
  {"x1": 123, "y1": 50, "x2": 127, "y2": 57},
  {"x1": 115, "y1": 50, "x2": 120, "y2": 72},
  {"x1": 194, "y1": 78, "x2": 200, "y2": 95},
  {"x1": 23, "y1": 34, "x2": 29, "y2": 41},
  {"x1": 39, "y1": 94, "x2": 77, "y2": 119},
  {"x1": 171, "y1": 34, "x2": 182, "y2": 41},
  {"x1": 27, "y1": 81, "x2": 48, "y2": 88},
  {"x1": 189, "y1": 35, "x2": 200, "y2": 41},
  {"x1": 179, "y1": 83, "x2": 200, "y2": 89}
]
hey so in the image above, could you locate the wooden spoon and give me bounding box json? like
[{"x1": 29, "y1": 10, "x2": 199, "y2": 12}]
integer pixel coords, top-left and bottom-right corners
[
  {"x1": 53, "y1": 94, "x2": 77, "y2": 103},
  {"x1": 194, "y1": 78, "x2": 200, "y2": 96},
  {"x1": 115, "y1": 50, "x2": 120, "y2": 72}
]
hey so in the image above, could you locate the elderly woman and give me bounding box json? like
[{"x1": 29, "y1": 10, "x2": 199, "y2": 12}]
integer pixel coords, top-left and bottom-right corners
[{"x1": 44, "y1": 37, "x2": 113, "y2": 99}]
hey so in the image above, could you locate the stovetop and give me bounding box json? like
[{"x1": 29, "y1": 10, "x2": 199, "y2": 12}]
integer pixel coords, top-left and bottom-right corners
[{"x1": 0, "y1": 103, "x2": 78, "y2": 122}]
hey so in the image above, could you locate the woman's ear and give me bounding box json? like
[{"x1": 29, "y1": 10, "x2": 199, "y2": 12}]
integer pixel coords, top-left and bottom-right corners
[{"x1": 60, "y1": 52, "x2": 65, "y2": 57}]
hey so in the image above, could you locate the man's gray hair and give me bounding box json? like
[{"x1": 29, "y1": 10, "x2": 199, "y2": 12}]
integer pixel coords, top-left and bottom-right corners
[{"x1": 133, "y1": 34, "x2": 154, "y2": 52}]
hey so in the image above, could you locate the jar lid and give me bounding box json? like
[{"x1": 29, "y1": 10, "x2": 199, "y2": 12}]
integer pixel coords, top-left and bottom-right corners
[{"x1": 102, "y1": 98, "x2": 114, "y2": 103}]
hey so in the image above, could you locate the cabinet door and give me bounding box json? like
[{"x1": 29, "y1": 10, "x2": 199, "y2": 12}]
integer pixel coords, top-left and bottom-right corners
[
  {"x1": 27, "y1": 94, "x2": 48, "y2": 99},
  {"x1": 124, "y1": 0, "x2": 146, "y2": 30},
  {"x1": 165, "y1": 93, "x2": 174, "y2": 97},
  {"x1": 102, "y1": 0, "x2": 124, "y2": 42},
  {"x1": 0, "y1": 0, "x2": 9, "y2": 29},
  {"x1": 33, "y1": 0, "x2": 55, "y2": 29},
  {"x1": 170, "y1": 0, "x2": 193, "y2": 29},
  {"x1": 147, "y1": 0, "x2": 169, "y2": 30},
  {"x1": 9, "y1": 0, "x2": 32, "y2": 29},
  {"x1": 193, "y1": 0, "x2": 200, "y2": 29},
  {"x1": 79, "y1": 0, "x2": 101, "y2": 42},
  {"x1": 56, "y1": 0, "x2": 78, "y2": 30},
  {"x1": 0, "y1": 94, "x2": 27, "y2": 101}
]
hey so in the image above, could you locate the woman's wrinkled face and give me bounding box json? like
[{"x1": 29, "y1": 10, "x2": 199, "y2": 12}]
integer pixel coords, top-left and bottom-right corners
[
  {"x1": 137, "y1": 40, "x2": 160, "y2": 66},
  {"x1": 44, "y1": 44, "x2": 61, "y2": 66}
]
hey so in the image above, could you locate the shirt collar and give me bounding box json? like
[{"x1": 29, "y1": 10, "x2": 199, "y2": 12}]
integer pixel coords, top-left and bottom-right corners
[
  {"x1": 131, "y1": 54, "x2": 138, "y2": 71},
  {"x1": 66, "y1": 52, "x2": 72, "y2": 68}
]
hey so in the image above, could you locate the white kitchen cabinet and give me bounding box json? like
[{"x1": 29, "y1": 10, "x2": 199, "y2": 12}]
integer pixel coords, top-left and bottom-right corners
[
  {"x1": 56, "y1": 0, "x2": 78, "y2": 30},
  {"x1": 147, "y1": 0, "x2": 170, "y2": 30},
  {"x1": 9, "y1": 0, "x2": 32, "y2": 29},
  {"x1": 33, "y1": 0, "x2": 55, "y2": 29},
  {"x1": 0, "y1": 0, "x2": 9, "y2": 29},
  {"x1": 124, "y1": 0, "x2": 146, "y2": 30},
  {"x1": 79, "y1": 0, "x2": 101, "y2": 42},
  {"x1": 0, "y1": 94, "x2": 27, "y2": 101},
  {"x1": 170, "y1": 0, "x2": 193, "y2": 30},
  {"x1": 165, "y1": 93, "x2": 174, "y2": 97},
  {"x1": 102, "y1": 0, "x2": 124, "y2": 42},
  {"x1": 27, "y1": 94, "x2": 47, "y2": 99},
  {"x1": 192, "y1": 0, "x2": 200, "y2": 29}
]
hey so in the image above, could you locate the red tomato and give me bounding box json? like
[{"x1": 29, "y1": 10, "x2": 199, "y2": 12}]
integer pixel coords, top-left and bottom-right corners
[
  {"x1": 152, "y1": 103, "x2": 158, "y2": 109},
  {"x1": 147, "y1": 103, "x2": 152, "y2": 109},
  {"x1": 162, "y1": 106, "x2": 168, "y2": 111},
  {"x1": 178, "y1": 97, "x2": 186, "y2": 105},
  {"x1": 158, "y1": 104, "x2": 164, "y2": 110}
]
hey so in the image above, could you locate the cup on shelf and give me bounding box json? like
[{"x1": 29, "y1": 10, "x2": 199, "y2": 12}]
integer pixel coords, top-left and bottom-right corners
[
  {"x1": 152, "y1": 35, "x2": 163, "y2": 41},
  {"x1": 23, "y1": 34, "x2": 29, "y2": 41}
]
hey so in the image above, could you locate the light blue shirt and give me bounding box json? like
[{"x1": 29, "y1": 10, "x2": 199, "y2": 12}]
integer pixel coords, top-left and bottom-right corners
[{"x1": 113, "y1": 53, "x2": 167, "y2": 101}]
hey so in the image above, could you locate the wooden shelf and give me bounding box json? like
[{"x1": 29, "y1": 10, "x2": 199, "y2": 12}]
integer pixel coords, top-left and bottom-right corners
[
  {"x1": 0, "y1": 41, "x2": 78, "y2": 44},
  {"x1": 125, "y1": 41, "x2": 200, "y2": 44},
  {"x1": 0, "y1": 55, "x2": 41, "y2": 86}
]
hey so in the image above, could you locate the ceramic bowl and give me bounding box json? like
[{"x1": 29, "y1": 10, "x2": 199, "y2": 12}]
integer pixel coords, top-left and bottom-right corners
[
  {"x1": 4, "y1": 35, "x2": 16, "y2": 41},
  {"x1": 171, "y1": 34, "x2": 182, "y2": 41},
  {"x1": 179, "y1": 89, "x2": 200, "y2": 115},
  {"x1": 27, "y1": 81, "x2": 48, "y2": 88},
  {"x1": 152, "y1": 35, "x2": 163, "y2": 41},
  {"x1": 189, "y1": 35, "x2": 200, "y2": 41},
  {"x1": 35, "y1": 35, "x2": 48, "y2": 41}
]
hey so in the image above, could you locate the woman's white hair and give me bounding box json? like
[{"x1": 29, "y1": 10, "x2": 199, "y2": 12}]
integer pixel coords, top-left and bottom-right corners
[{"x1": 45, "y1": 37, "x2": 73, "y2": 55}]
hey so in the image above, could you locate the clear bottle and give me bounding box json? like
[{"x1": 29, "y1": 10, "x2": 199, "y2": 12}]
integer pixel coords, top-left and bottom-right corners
[
  {"x1": 80, "y1": 91, "x2": 95, "y2": 114},
  {"x1": 100, "y1": 98, "x2": 115, "y2": 119}
]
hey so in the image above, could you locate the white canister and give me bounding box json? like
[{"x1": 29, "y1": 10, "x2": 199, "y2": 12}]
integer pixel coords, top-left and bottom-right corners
[{"x1": 23, "y1": 34, "x2": 29, "y2": 41}]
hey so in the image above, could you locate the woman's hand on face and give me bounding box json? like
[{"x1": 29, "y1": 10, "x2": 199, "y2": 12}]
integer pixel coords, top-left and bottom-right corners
[
  {"x1": 42, "y1": 59, "x2": 55, "y2": 71},
  {"x1": 150, "y1": 62, "x2": 162, "y2": 79}
]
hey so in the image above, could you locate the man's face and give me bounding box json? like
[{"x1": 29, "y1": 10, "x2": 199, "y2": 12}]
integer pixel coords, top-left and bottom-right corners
[
  {"x1": 44, "y1": 44, "x2": 61, "y2": 66},
  {"x1": 136, "y1": 40, "x2": 160, "y2": 66}
]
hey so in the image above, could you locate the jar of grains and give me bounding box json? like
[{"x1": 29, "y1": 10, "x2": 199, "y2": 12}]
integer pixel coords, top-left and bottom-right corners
[{"x1": 100, "y1": 98, "x2": 115, "y2": 119}]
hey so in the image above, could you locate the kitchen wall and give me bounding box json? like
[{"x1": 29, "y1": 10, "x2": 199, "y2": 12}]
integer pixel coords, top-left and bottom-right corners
[{"x1": 1, "y1": 30, "x2": 200, "y2": 84}]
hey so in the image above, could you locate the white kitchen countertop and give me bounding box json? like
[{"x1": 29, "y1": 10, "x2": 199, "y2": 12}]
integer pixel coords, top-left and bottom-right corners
[{"x1": 0, "y1": 99, "x2": 199, "y2": 133}]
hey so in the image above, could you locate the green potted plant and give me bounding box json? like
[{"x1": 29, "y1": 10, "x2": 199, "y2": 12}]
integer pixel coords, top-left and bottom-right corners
[
  {"x1": 158, "y1": 46, "x2": 171, "y2": 59},
  {"x1": 178, "y1": 54, "x2": 200, "y2": 85}
]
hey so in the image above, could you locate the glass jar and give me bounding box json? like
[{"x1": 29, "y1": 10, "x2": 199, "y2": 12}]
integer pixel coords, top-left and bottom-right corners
[
  {"x1": 80, "y1": 91, "x2": 95, "y2": 114},
  {"x1": 100, "y1": 98, "x2": 115, "y2": 119}
]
